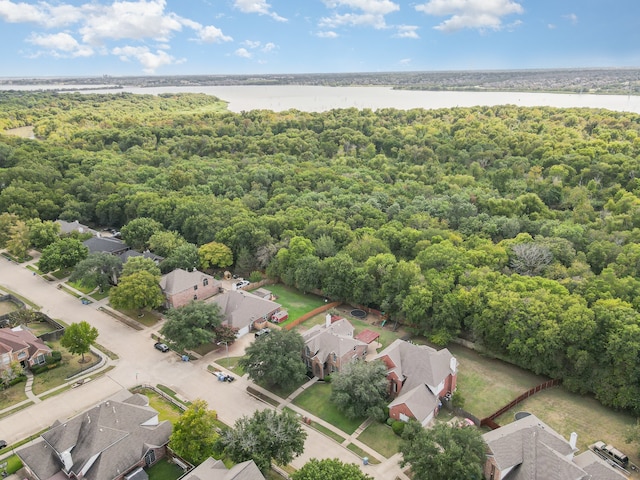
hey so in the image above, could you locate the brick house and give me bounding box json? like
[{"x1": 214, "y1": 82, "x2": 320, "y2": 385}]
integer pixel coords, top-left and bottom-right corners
[
  {"x1": 160, "y1": 269, "x2": 221, "y2": 308},
  {"x1": 374, "y1": 339, "x2": 457, "y2": 426},
  {"x1": 302, "y1": 315, "x2": 368, "y2": 380},
  {"x1": 0, "y1": 326, "x2": 52, "y2": 369},
  {"x1": 482, "y1": 414, "x2": 626, "y2": 480},
  {"x1": 18, "y1": 392, "x2": 172, "y2": 480}
]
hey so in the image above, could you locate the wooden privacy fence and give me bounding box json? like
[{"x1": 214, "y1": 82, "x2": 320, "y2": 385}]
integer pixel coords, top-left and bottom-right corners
[
  {"x1": 480, "y1": 378, "x2": 561, "y2": 430},
  {"x1": 283, "y1": 302, "x2": 341, "y2": 330}
]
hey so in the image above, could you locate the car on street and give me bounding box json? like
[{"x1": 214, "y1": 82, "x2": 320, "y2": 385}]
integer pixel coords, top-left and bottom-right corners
[
  {"x1": 154, "y1": 342, "x2": 169, "y2": 352},
  {"x1": 0, "y1": 440, "x2": 7, "y2": 449},
  {"x1": 213, "y1": 371, "x2": 235, "y2": 382}
]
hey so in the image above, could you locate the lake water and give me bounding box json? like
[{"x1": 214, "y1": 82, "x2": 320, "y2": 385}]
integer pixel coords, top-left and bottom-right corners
[{"x1": 3, "y1": 84, "x2": 640, "y2": 114}]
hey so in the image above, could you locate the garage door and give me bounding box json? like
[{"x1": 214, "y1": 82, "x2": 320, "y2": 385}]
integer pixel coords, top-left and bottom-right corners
[{"x1": 237, "y1": 326, "x2": 250, "y2": 337}]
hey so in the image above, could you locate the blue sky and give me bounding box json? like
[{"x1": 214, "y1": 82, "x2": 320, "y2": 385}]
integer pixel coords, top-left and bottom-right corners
[{"x1": 0, "y1": 0, "x2": 638, "y2": 76}]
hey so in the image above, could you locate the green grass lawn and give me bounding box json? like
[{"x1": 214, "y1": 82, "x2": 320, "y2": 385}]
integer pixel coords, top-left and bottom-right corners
[
  {"x1": 31, "y1": 341, "x2": 101, "y2": 395},
  {"x1": 346, "y1": 443, "x2": 381, "y2": 464},
  {"x1": 358, "y1": 421, "x2": 402, "y2": 458},
  {"x1": 4, "y1": 455, "x2": 23, "y2": 474},
  {"x1": 447, "y1": 344, "x2": 547, "y2": 419},
  {"x1": 0, "y1": 381, "x2": 28, "y2": 410},
  {"x1": 264, "y1": 284, "x2": 326, "y2": 325},
  {"x1": 146, "y1": 458, "x2": 184, "y2": 480},
  {"x1": 214, "y1": 355, "x2": 246, "y2": 376},
  {"x1": 494, "y1": 386, "x2": 640, "y2": 468},
  {"x1": 67, "y1": 280, "x2": 96, "y2": 294},
  {"x1": 116, "y1": 308, "x2": 161, "y2": 327},
  {"x1": 90, "y1": 287, "x2": 111, "y2": 301},
  {"x1": 292, "y1": 383, "x2": 364, "y2": 434},
  {"x1": 24, "y1": 319, "x2": 58, "y2": 336},
  {"x1": 50, "y1": 268, "x2": 73, "y2": 279},
  {"x1": 140, "y1": 390, "x2": 183, "y2": 423}
]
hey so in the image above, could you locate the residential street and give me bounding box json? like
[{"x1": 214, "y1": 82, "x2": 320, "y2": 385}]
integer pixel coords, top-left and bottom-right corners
[{"x1": 0, "y1": 256, "x2": 408, "y2": 479}]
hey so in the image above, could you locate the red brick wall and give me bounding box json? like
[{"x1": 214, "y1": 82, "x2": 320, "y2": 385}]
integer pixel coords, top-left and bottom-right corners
[
  {"x1": 389, "y1": 403, "x2": 415, "y2": 422},
  {"x1": 167, "y1": 281, "x2": 219, "y2": 308},
  {"x1": 483, "y1": 456, "x2": 501, "y2": 480}
]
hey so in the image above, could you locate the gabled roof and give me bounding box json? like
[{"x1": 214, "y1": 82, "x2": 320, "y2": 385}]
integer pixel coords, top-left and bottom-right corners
[
  {"x1": 160, "y1": 269, "x2": 219, "y2": 295},
  {"x1": 57, "y1": 220, "x2": 97, "y2": 236},
  {"x1": 302, "y1": 318, "x2": 367, "y2": 362},
  {"x1": 483, "y1": 415, "x2": 626, "y2": 480},
  {"x1": 18, "y1": 393, "x2": 172, "y2": 480},
  {"x1": 207, "y1": 291, "x2": 280, "y2": 331},
  {"x1": 573, "y1": 451, "x2": 628, "y2": 480},
  {"x1": 0, "y1": 326, "x2": 51, "y2": 360},
  {"x1": 183, "y1": 458, "x2": 265, "y2": 480},
  {"x1": 374, "y1": 339, "x2": 455, "y2": 391},
  {"x1": 83, "y1": 237, "x2": 129, "y2": 255},
  {"x1": 389, "y1": 384, "x2": 438, "y2": 423}
]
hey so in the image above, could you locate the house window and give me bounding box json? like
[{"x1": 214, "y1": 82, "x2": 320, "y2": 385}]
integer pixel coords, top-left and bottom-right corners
[
  {"x1": 194, "y1": 285, "x2": 198, "y2": 290},
  {"x1": 144, "y1": 450, "x2": 156, "y2": 466},
  {"x1": 193, "y1": 294, "x2": 198, "y2": 300},
  {"x1": 34, "y1": 354, "x2": 46, "y2": 365},
  {"x1": 17, "y1": 351, "x2": 27, "y2": 359},
  {"x1": 203, "y1": 278, "x2": 209, "y2": 286},
  {"x1": 332, "y1": 353, "x2": 337, "y2": 362}
]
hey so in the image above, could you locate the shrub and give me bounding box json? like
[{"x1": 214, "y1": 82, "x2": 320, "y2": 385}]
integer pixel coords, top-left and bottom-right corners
[
  {"x1": 451, "y1": 390, "x2": 465, "y2": 408},
  {"x1": 323, "y1": 374, "x2": 331, "y2": 383},
  {"x1": 248, "y1": 271, "x2": 263, "y2": 283},
  {"x1": 7, "y1": 375, "x2": 26, "y2": 387},
  {"x1": 386, "y1": 417, "x2": 395, "y2": 426},
  {"x1": 51, "y1": 350, "x2": 62, "y2": 361},
  {"x1": 392, "y1": 420, "x2": 406, "y2": 436}
]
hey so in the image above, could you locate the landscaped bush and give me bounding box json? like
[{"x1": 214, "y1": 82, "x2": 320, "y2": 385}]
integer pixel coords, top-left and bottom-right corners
[
  {"x1": 392, "y1": 420, "x2": 405, "y2": 436},
  {"x1": 6, "y1": 374, "x2": 26, "y2": 387},
  {"x1": 48, "y1": 351, "x2": 62, "y2": 363},
  {"x1": 248, "y1": 271, "x2": 263, "y2": 283},
  {"x1": 386, "y1": 417, "x2": 395, "y2": 426},
  {"x1": 32, "y1": 362, "x2": 60, "y2": 374}
]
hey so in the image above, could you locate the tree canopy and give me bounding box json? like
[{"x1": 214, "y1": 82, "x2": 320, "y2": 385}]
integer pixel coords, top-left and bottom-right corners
[
  {"x1": 70, "y1": 253, "x2": 123, "y2": 290},
  {"x1": 219, "y1": 409, "x2": 306, "y2": 473},
  {"x1": 109, "y1": 270, "x2": 164, "y2": 312},
  {"x1": 160, "y1": 301, "x2": 224, "y2": 351},
  {"x1": 291, "y1": 458, "x2": 372, "y2": 480},
  {"x1": 169, "y1": 399, "x2": 219, "y2": 465},
  {"x1": 400, "y1": 421, "x2": 486, "y2": 480},
  {"x1": 239, "y1": 329, "x2": 307, "y2": 390},
  {"x1": 331, "y1": 360, "x2": 389, "y2": 420},
  {"x1": 60, "y1": 321, "x2": 99, "y2": 363},
  {"x1": 37, "y1": 237, "x2": 88, "y2": 273}
]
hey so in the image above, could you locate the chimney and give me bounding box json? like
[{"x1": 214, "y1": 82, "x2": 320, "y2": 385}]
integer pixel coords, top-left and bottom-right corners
[
  {"x1": 569, "y1": 432, "x2": 578, "y2": 450},
  {"x1": 325, "y1": 313, "x2": 331, "y2": 328}
]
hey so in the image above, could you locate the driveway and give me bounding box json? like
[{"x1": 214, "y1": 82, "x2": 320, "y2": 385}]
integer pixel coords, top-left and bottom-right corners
[{"x1": 0, "y1": 256, "x2": 405, "y2": 479}]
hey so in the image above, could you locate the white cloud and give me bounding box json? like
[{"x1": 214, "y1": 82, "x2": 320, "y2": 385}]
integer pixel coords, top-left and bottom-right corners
[
  {"x1": 415, "y1": 0, "x2": 524, "y2": 32},
  {"x1": 399, "y1": 58, "x2": 411, "y2": 65},
  {"x1": 234, "y1": 47, "x2": 252, "y2": 58},
  {"x1": 112, "y1": 45, "x2": 180, "y2": 73},
  {"x1": 196, "y1": 25, "x2": 233, "y2": 43},
  {"x1": 233, "y1": 0, "x2": 287, "y2": 22},
  {"x1": 0, "y1": 0, "x2": 82, "y2": 27},
  {"x1": 547, "y1": 23, "x2": 556, "y2": 29},
  {"x1": 262, "y1": 42, "x2": 276, "y2": 52},
  {"x1": 27, "y1": 32, "x2": 94, "y2": 57},
  {"x1": 563, "y1": 13, "x2": 578, "y2": 25},
  {"x1": 320, "y1": 0, "x2": 399, "y2": 29},
  {"x1": 316, "y1": 30, "x2": 339, "y2": 38},
  {"x1": 394, "y1": 25, "x2": 419, "y2": 39}
]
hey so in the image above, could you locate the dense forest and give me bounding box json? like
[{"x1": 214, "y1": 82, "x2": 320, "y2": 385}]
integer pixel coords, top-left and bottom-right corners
[{"x1": 2, "y1": 91, "x2": 640, "y2": 414}]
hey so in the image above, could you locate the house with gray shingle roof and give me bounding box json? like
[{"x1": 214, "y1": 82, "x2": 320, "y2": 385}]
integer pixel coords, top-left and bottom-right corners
[
  {"x1": 374, "y1": 339, "x2": 457, "y2": 426},
  {"x1": 83, "y1": 237, "x2": 130, "y2": 256},
  {"x1": 206, "y1": 290, "x2": 281, "y2": 338},
  {"x1": 160, "y1": 269, "x2": 221, "y2": 308},
  {"x1": 18, "y1": 392, "x2": 172, "y2": 480},
  {"x1": 302, "y1": 315, "x2": 368, "y2": 379},
  {"x1": 482, "y1": 414, "x2": 627, "y2": 480},
  {"x1": 182, "y1": 457, "x2": 264, "y2": 480},
  {"x1": 0, "y1": 326, "x2": 52, "y2": 369}
]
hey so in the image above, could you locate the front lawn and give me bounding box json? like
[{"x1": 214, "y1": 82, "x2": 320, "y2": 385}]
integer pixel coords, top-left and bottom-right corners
[
  {"x1": 146, "y1": 458, "x2": 183, "y2": 480},
  {"x1": 292, "y1": 383, "x2": 364, "y2": 434},
  {"x1": 115, "y1": 308, "x2": 161, "y2": 327},
  {"x1": 214, "y1": 356, "x2": 246, "y2": 376},
  {"x1": 447, "y1": 344, "x2": 546, "y2": 419},
  {"x1": 138, "y1": 389, "x2": 183, "y2": 423},
  {"x1": 31, "y1": 341, "x2": 101, "y2": 395},
  {"x1": 358, "y1": 421, "x2": 402, "y2": 458},
  {"x1": 0, "y1": 381, "x2": 28, "y2": 410},
  {"x1": 67, "y1": 280, "x2": 96, "y2": 294},
  {"x1": 265, "y1": 284, "x2": 326, "y2": 325}
]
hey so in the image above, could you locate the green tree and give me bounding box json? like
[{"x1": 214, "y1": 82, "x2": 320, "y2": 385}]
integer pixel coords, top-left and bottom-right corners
[
  {"x1": 121, "y1": 256, "x2": 161, "y2": 279},
  {"x1": 120, "y1": 217, "x2": 163, "y2": 250},
  {"x1": 160, "y1": 243, "x2": 200, "y2": 273},
  {"x1": 60, "y1": 321, "x2": 99, "y2": 363},
  {"x1": 169, "y1": 399, "x2": 219, "y2": 465},
  {"x1": 148, "y1": 230, "x2": 186, "y2": 257},
  {"x1": 331, "y1": 360, "x2": 389, "y2": 420},
  {"x1": 27, "y1": 219, "x2": 60, "y2": 249},
  {"x1": 239, "y1": 329, "x2": 307, "y2": 390},
  {"x1": 109, "y1": 271, "x2": 164, "y2": 313},
  {"x1": 220, "y1": 409, "x2": 306, "y2": 473},
  {"x1": 214, "y1": 324, "x2": 239, "y2": 345},
  {"x1": 160, "y1": 301, "x2": 224, "y2": 351},
  {"x1": 400, "y1": 421, "x2": 486, "y2": 480},
  {"x1": 7, "y1": 219, "x2": 31, "y2": 259},
  {"x1": 292, "y1": 458, "x2": 372, "y2": 480},
  {"x1": 38, "y1": 237, "x2": 88, "y2": 273},
  {"x1": 0, "y1": 212, "x2": 19, "y2": 248},
  {"x1": 198, "y1": 241, "x2": 234, "y2": 269},
  {"x1": 70, "y1": 253, "x2": 123, "y2": 290}
]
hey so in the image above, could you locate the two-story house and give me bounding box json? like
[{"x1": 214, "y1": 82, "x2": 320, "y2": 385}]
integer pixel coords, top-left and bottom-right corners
[
  {"x1": 0, "y1": 326, "x2": 52, "y2": 369},
  {"x1": 160, "y1": 269, "x2": 222, "y2": 309}
]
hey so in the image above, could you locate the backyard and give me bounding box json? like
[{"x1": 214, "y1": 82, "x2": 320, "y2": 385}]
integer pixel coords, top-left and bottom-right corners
[
  {"x1": 262, "y1": 284, "x2": 326, "y2": 325},
  {"x1": 146, "y1": 458, "x2": 183, "y2": 480}
]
